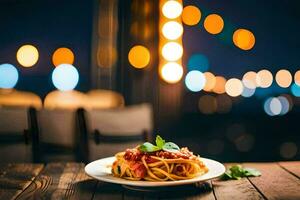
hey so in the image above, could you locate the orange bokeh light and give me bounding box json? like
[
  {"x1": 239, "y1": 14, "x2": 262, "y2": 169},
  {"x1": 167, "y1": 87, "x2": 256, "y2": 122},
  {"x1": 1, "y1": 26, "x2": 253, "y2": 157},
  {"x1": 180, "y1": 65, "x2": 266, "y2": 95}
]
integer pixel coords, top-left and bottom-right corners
[
  {"x1": 204, "y1": 14, "x2": 224, "y2": 35},
  {"x1": 213, "y1": 76, "x2": 226, "y2": 94},
  {"x1": 275, "y1": 69, "x2": 292, "y2": 88},
  {"x1": 256, "y1": 69, "x2": 273, "y2": 88},
  {"x1": 128, "y1": 45, "x2": 150, "y2": 69},
  {"x1": 233, "y1": 29, "x2": 255, "y2": 50},
  {"x1": 203, "y1": 72, "x2": 216, "y2": 92},
  {"x1": 52, "y1": 47, "x2": 75, "y2": 67},
  {"x1": 294, "y1": 70, "x2": 300, "y2": 86},
  {"x1": 182, "y1": 5, "x2": 201, "y2": 26},
  {"x1": 242, "y1": 71, "x2": 257, "y2": 89}
]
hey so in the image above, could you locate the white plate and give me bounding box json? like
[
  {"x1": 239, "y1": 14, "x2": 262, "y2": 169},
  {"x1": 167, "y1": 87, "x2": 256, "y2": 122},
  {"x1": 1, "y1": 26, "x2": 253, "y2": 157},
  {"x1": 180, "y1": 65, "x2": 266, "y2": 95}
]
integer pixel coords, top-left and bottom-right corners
[{"x1": 85, "y1": 157, "x2": 225, "y2": 187}]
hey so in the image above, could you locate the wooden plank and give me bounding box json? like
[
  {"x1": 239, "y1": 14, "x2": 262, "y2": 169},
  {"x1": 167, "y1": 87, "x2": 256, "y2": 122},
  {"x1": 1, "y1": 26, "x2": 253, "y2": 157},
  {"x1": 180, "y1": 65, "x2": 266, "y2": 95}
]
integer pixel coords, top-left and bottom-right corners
[
  {"x1": 212, "y1": 163, "x2": 264, "y2": 200},
  {"x1": 157, "y1": 181, "x2": 215, "y2": 200},
  {"x1": 246, "y1": 163, "x2": 300, "y2": 200},
  {"x1": 0, "y1": 163, "x2": 43, "y2": 200},
  {"x1": 64, "y1": 163, "x2": 98, "y2": 200},
  {"x1": 278, "y1": 161, "x2": 300, "y2": 179},
  {"x1": 16, "y1": 163, "x2": 87, "y2": 199},
  {"x1": 93, "y1": 181, "x2": 123, "y2": 200}
]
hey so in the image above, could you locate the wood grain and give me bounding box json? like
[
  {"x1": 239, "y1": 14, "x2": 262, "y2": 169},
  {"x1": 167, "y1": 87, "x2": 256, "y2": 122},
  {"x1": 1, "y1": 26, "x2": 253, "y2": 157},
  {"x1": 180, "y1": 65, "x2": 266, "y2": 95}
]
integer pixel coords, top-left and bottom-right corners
[
  {"x1": 246, "y1": 163, "x2": 300, "y2": 200},
  {"x1": 0, "y1": 163, "x2": 43, "y2": 200},
  {"x1": 16, "y1": 163, "x2": 86, "y2": 199},
  {"x1": 212, "y1": 163, "x2": 264, "y2": 200},
  {"x1": 278, "y1": 161, "x2": 300, "y2": 179}
]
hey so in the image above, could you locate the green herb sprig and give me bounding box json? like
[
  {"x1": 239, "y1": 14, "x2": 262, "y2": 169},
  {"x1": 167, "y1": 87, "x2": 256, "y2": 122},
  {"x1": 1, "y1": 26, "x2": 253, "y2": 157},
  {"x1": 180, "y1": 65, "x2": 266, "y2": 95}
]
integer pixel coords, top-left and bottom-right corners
[
  {"x1": 221, "y1": 165, "x2": 261, "y2": 180},
  {"x1": 139, "y1": 135, "x2": 180, "y2": 153}
]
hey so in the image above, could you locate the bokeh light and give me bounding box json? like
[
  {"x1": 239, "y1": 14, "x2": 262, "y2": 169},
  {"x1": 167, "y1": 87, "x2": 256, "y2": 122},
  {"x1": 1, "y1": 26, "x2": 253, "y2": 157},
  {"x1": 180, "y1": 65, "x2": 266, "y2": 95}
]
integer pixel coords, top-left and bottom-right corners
[
  {"x1": 52, "y1": 47, "x2": 75, "y2": 67},
  {"x1": 187, "y1": 54, "x2": 209, "y2": 72},
  {"x1": 0, "y1": 64, "x2": 19, "y2": 89},
  {"x1": 128, "y1": 45, "x2": 150, "y2": 69},
  {"x1": 277, "y1": 96, "x2": 290, "y2": 115},
  {"x1": 256, "y1": 69, "x2": 273, "y2": 88},
  {"x1": 279, "y1": 142, "x2": 298, "y2": 159},
  {"x1": 52, "y1": 64, "x2": 79, "y2": 91},
  {"x1": 162, "y1": 0, "x2": 182, "y2": 19},
  {"x1": 204, "y1": 14, "x2": 224, "y2": 35},
  {"x1": 182, "y1": 5, "x2": 201, "y2": 26},
  {"x1": 16, "y1": 44, "x2": 39, "y2": 67},
  {"x1": 185, "y1": 70, "x2": 206, "y2": 92},
  {"x1": 198, "y1": 95, "x2": 217, "y2": 114},
  {"x1": 241, "y1": 84, "x2": 256, "y2": 98},
  {"x1": 212, "y1": 76, "x2": 226, "y2": 94},
  {"x1": 275, "y1": 69, "x2": 292, "y2": 88},
  {"x1": 233, "y1": 29, "x2": 255, "y2": 50},
  {"x1": 203, "y1": 72, "x2": 216, "y2": 92},
  {"x1": 264, "y1": 97, "x2": 282, "y2": 116},
  {"x1": 242, "y1": 71, "x2": 257, "y2": 89},
  {"x1": 162, "y1": 21, "x2": 183, "y2": 40},
  {"x1": 281, "y1": 94, "x2": 293, "y2": 111},
  {"x1": 225, "y1": 78, "x2": 243, "y2": 97},
  {"x1": 294, "y1": 70, "x2": 300, "y2": 86},
  {"x1": 160, "y1": 62, "x2": 183, "y2": 83},
  {"x1": 216, "y1": 94, "x2": 232, "y2": 113},
  {"x1": 162, "y1": 42, "x2": 183, "y2": 61},
  {"x1": 291, "y1": 83, "x2": 300, "y2": 97}
]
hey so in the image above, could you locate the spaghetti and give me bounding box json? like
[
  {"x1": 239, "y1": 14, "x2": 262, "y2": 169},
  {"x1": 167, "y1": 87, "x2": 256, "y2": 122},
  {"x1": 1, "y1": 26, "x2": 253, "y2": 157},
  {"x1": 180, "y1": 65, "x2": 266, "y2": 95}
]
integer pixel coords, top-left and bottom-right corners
[{"x1": 111, "y1": 147, "x2": 208, "y2": 181}]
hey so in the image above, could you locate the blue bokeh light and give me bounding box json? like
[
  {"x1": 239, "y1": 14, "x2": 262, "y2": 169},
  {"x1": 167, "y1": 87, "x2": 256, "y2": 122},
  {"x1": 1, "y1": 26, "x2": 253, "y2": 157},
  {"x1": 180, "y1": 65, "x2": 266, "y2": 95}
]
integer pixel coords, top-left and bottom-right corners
[
  {"x1": 0, "y1": 63, "x2": 19, "y2": 89},
  {"x1": 291, "y1": 83, "x2": 300, "y2": 97},
  {"x1": 185, "y1": 70, "x2": 206, "y2": 92},
  {"x1": 263, "y1": 97, "x2": 274, "y2": 116},
  {"x1": 52, "y1": 64, "x2": 79, "y2": 91},
  {"x1": 187, "y1": 54, "x2": 209, "y2": 72},
  {"x1": 277, "y1": 96, "x2": 289, "y2": 115},
  {"x1": 241, "y1": 85, "x2": 255, "y2": 98}
]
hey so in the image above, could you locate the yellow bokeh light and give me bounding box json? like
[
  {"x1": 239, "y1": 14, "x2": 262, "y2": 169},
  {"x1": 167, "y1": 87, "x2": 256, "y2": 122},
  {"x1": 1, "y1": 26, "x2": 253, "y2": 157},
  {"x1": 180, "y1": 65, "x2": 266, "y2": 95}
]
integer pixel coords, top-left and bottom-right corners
[
  {"x1": 162, "y1": 42, "x2": 183, "y2": 61},
  {"x1": 162, "y1": 0, "x2": 183, "y2": 19},
  {"x1": 242, "y1": 71, "x2": 257, "y2": 89},
  {"x1": 233, "y1": 29, "x2": 255, "y2": 50},
  {"x1": 16, "y1": 44, "x2": 39, "y2": 67},
  {"x1": 256, "y1": 69, "x2": 273, "y2": 88},
  {"x1": 160, "y1": 62, "x2": 183, "y2": 83},
  {"x1": 198, "y1": 95, "x2": 217, "y2": 114},
  {"x1": 128, "y1": 45, "x2": 150, "y2": 69},
  {"x1": 275, "y1": 69, "x2": 292, "y2": 88},
  {"x1": 162, "y1": 21, "x2": 183, "y2": 40},
  {"x1": 294, "y1": 70, "x2": 300, "y2": 86},
  {"x1": 204, "y1": 14, "x2": 224, "y2": 35},
  {"x1": 52, "y1": 47, "x2": 74, "y2": 67},
  {"x1": 225, "y1": 78, "x2": 244, "y2": 97},
  {"x1": 212, "y1": 76, "x2": 226, "y2": 94},
  {"x1": 203, "y1": 72, "x2": 216, "y2": 92},
  {"x1": 182, "y1": 5, "x2": 201, "y2": 26}
]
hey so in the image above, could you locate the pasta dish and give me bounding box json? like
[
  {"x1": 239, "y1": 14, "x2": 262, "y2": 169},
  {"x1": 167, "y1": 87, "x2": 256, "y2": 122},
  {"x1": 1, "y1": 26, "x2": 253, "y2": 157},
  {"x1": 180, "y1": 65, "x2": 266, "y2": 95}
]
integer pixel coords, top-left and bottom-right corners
[{"x1": 111, "y1": 135, "x2": 208, "y2": 181}]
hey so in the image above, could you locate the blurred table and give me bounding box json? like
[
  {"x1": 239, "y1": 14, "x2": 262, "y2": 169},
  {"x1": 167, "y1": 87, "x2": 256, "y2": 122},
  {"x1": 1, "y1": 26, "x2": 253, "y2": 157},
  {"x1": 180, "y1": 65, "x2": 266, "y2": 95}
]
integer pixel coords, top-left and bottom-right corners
[{"x1": 0, "y1": 162, "x2": 299, "y2": 200}]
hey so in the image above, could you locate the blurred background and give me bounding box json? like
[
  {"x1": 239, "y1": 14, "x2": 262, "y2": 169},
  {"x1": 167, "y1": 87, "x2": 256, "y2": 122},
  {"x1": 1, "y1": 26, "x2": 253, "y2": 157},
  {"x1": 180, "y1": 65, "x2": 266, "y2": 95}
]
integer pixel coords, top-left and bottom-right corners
[{"x1": 0, "y1": 0, "x2": 299, "y2": 163}]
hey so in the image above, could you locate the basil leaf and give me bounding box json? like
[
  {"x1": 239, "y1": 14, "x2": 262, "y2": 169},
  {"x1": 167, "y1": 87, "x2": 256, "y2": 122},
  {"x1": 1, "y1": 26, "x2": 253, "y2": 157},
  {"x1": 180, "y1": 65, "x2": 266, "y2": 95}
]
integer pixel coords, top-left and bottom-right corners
[
  {"x1": 162, "y1": 142, "x2": 180, "y2": 152},
  {"x1": 155, "y1": 135, "x2": 165, "y2": 148},
  {"x1": 221, "y1": 165, "x2": 261, "y2": 180},
  {"x1": 139, "y1": 142, "x2": 160, "y2": 152},
  {"x1": 244, "y1": 168, "x2": 261, "y2": 177}
]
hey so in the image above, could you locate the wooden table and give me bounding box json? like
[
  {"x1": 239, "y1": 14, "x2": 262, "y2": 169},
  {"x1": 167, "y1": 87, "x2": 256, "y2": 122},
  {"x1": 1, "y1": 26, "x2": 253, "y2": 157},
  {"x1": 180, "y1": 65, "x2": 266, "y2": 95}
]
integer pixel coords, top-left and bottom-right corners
[{"x1": 0, "y1": 162, "x2": 300, "y2": 200}]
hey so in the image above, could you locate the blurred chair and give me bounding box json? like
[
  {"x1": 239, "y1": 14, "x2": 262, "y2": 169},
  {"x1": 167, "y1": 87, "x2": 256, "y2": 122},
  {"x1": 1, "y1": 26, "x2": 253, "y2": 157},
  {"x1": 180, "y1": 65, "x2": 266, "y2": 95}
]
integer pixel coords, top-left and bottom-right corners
[
  {"x1": 84, "y1": 103, "x2": 153, "y2": 160},
  {"x1": 44, "y1": 90, "x2": 89, "y2": 110},
  {"x1": 0, "y1": 89, "x2": 42, "y2": 109},
  {"x1": 0, "y1": 107, "x2": 38, "y2": 163},
  {"x1": 30, "y1": 108, "x2": 89, "y2": 163},
  {"x1": 87, "y1": 89, "x2": 125, "y2": 109}
]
